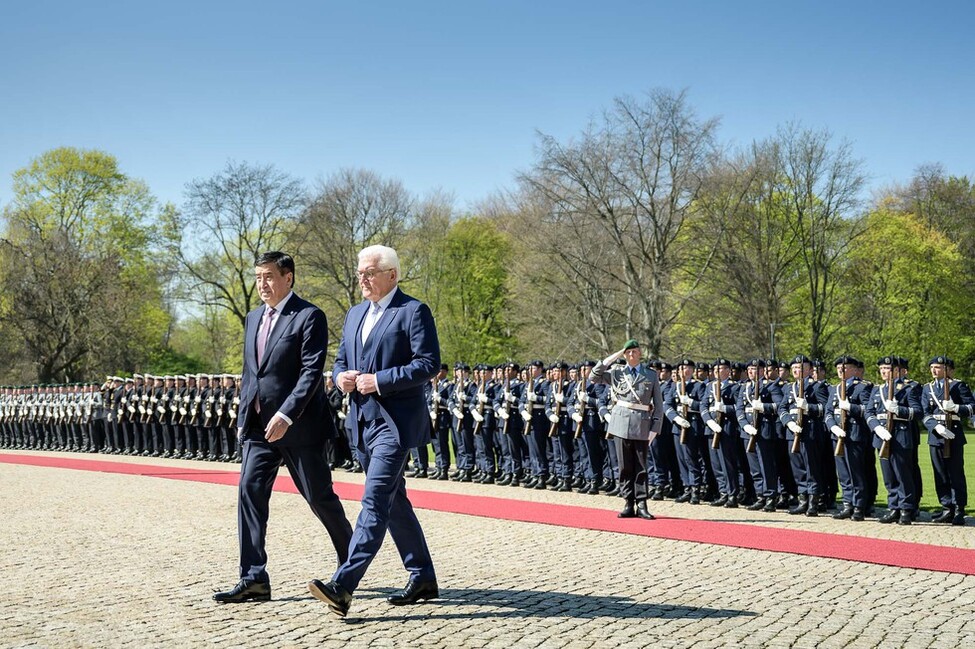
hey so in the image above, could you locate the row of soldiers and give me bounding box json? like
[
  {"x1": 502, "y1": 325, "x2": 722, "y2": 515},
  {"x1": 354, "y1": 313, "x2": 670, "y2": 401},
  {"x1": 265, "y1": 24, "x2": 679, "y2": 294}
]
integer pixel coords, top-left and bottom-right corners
[
  {"x1": 402, "y1": 355, "x2": 970, "y2": 526},
  {"x1": 0, "y1": 374, "x2": 242, "y2": 462}
]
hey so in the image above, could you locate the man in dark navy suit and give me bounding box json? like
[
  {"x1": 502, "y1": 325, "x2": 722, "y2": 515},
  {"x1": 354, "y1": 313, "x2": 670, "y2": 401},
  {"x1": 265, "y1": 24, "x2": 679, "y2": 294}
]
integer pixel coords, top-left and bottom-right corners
[
  {"x1": 214, "y1": 251, "x2": 353, "y2": 603},
  {"x1": 309, "y1": 244, "x2": 441, "y2": 618}
]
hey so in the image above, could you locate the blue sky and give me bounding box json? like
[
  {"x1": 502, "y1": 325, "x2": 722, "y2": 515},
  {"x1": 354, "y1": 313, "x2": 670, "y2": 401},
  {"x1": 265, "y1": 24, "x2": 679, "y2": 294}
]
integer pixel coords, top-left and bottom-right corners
[{"x1": 1, "y1": 1, "x2": 973, "y2": 211}]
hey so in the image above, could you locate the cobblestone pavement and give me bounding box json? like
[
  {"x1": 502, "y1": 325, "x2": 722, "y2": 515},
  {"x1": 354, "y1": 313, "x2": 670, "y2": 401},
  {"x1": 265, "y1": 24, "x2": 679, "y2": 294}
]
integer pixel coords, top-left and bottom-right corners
[{"x1": 2, "y1": 451, "x2": 974, "y2": 648}]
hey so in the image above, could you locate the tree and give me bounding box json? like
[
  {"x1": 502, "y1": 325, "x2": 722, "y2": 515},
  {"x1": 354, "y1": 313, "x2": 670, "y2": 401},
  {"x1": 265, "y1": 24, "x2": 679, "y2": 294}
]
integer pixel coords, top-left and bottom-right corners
[
  {"x1": 519, "y1": 89, "x2": 722, "y2": 357},
  {"x1": 0, "y1": 147, "x2": 172, "y2": 382},
  {"x1": 174, "y1": 161, "x2": 305, "y2": 327}
]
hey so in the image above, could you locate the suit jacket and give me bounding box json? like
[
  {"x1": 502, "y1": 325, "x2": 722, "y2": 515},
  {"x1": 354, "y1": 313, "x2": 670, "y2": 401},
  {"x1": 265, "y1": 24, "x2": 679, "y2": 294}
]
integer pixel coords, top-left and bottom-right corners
[
  {"x1": 237, "y1": 293, "x2": 333, "y2": 446},
  {"x1": 332, "y1": 288, "x2": 440, "y2": 449},
  {"x1": 589, "y1": 361, "x2": 663, "y2": 441}
]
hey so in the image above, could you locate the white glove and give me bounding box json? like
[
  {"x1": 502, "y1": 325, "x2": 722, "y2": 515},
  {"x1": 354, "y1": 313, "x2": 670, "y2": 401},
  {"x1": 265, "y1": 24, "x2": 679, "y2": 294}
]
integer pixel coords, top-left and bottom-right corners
[
  {"x1": 555, "y1": 393, "x2": 565, "y2": 404},
  {"x1": 452, "y1": 408, "x2": 464, "y2": 419},
  {"x1": 708, "y1": 403, "x2": 720, "y2": 414},
  {"x1": 743, "y1": 424, "x2": 758, "y2": 436},
  {"x1": 604, "y1": 413, "x2": 612, "y2": 425},
  {"x1": 935, "y1": 424, "x2": 955, "y2": 440},
  {"x1": 830, "y1": 425, "x2": 846, "y2": 438},
  {"x1": 679, "y1": 395, "x2": 693, "y2": 406},
  {"x1": 471, "y1": 411, "x2": 484, "y2": 423},
  {"x1": 571, "y1": 412, "x2": 583, "y2": 423},
  {"x1": 601, "y1": 347, "x2": 627, "y2": 367},
  {"x1": 706, "y1": 420, "x2": 722, "y2": 433},
  {"x1": 838, "y1": 399, "x2": 851, "y2": 411},
  {"x1": 883, "y1": 399, "x2": 898, "y2": 414},
  {"x1": 527, "y1": 393, "x2": 536, "y2": 403},
  {"x1": 750, "y1": 399, "x2": 764, "y2": 411},
  {"x1": 520, "y1": 410, "x2": 530, "y2": 422},
  {"x1": 942, "y1": 400, "x2": 960, "y2": 413},
  {"x1": 498, "y1": 410, "x2": 510, "y2": 420},
  {"x1": 673, "y1": 415, "x2": 690, "y2": 429},
  {"x1": 787, "y1": 421, "x2": 802, "y2": 435},
  {"x1": 794, "y1": 397, "x2": 807, "y2": 411},
  {"x1": 875, "y1": 426, "x2": 892, "y2": 442},
  {"x1": 478, "y1": 393, "x2": 488, "y2": 404},
  {"x1": 548, "y1": 414, "x2": 559, "y2": 424},
  {"x1": 429, "y1": 410, "x2": 436, "y2": 422}
]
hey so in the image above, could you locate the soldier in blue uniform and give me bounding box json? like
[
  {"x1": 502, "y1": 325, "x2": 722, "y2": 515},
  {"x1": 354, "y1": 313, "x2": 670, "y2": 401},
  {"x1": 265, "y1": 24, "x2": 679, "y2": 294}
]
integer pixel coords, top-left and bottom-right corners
[
  {"x1": 545, "y1": 362, "x2": 574, "y2": 491},
  {"x1": 823, "y1": 356, "x2": 873, "y2": 521},
  {"x1": 567, "y1": 360, "x2": 608, "y2": 495},
  {"x1": 448, "y1": 363, "x2": 476, "y2": 482},
  {"x1": 495, "y1": 362, "x2": 526, "y2": 486},
  {"x1": 778, "y1": 355, "x2": 830, "y2": 516},
  {"x1": 664, "y1": 358, "x2": 706, "y2": 504},
  {"x1": 921, "y1": 356, "x2": 971, "y2": 526},
  {"x1": 519, "y1": 360, "x2": 550, "y2": 489},
  {"x1": 702, "y1": 359, "x2": 742, "y2": 507},
  {"x1": 427, "y1": 364, "x2": 453, "y2": 480},
  {"x1": 736, "y1": 359, "x2": 781, "y2": 512},
  {"x1": 470, "y1": 364, "x2": 498, "y2": 484},
  {"x1": 865, "y1": 355, "x2": 919, "y2": 524}
]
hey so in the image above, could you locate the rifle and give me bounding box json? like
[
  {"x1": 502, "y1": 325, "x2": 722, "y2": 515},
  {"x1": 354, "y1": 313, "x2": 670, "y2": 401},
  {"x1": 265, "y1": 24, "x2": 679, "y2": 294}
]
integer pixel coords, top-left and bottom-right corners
[
  {"x1": 472, "y1": 376, "x2": 486, "y2": 436},
  {"x1": 746, "y1": 373, "x2": 760, "y2": 454},
  {"x1": 834, "y1": 361, "x2": 847, "y2": 457},
  {"x1": 573, "y1": 378, "x2": 587, "y2": 439},
  {"x1": 943, "y1": 372, "x2": 953, "y2": 459},
  {"x1": 879, "y1": 371, "x2": 894, "y2": 461},
  {"x1": 549, "y1": 379, "x2": 563, "y2": 437},
  {"x1": 678, "y1": 375, "x2": 689, "y2": 446},
  {"x1": 710, "y1": 377, "x2": 722, "y2": 450},
  {"x1": 791, "y1": 376, "x2": 804, "y2": 454},
  {"x1": 501, "y1": 375, "x2": 512, "y2": 437}
]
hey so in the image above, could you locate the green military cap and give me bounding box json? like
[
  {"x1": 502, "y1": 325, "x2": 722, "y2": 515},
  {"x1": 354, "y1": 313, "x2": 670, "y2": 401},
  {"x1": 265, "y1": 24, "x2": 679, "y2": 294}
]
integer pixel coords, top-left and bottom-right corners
[{"x1": 623, "y1": 339, "x2": 640, "y2": 350}]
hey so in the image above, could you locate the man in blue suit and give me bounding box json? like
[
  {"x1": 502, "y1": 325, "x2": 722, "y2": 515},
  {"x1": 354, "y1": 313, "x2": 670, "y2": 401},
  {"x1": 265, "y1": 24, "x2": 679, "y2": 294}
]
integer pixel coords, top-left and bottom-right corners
[
  {"x1": 309, "y1": 245, "x2": 440, "y2": 618},
  {"x1": 214, "y1": 252, "x2": 353, "y2": 603}
]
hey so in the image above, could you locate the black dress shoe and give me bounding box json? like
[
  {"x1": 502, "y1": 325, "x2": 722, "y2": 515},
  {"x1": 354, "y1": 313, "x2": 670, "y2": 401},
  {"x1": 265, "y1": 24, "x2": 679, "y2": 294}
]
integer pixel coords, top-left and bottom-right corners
[
  {"x1": 635, "y1": 502, "x2": 656, "y2": 520},
  {"x1": 213, "y1": 580, "x2": 271, "y2": 603},
  {"x1": 481, "y1": 474, "x2": 495, "y2": 485},
  {"x1": 724, "y1": 495, "x2": 739, "y2": 509},
  {"x1": 387, "y1": 578, "x2": 439, "y2": 605},
  {"x1": 762, "y1": 499, "x2": 777, "y2": 513},
  {"x1": 606, "y1": 484, "x2": 620, "y2": 497},
  {"x1": 308, "y1": 579, "x2": 352, "y2": 617},
  {"x1": 851, "y1": 507, "x2": 865, "y2": 522},
  {"x1": 710, "y1": 494, "x2": 729, "y2": 507},
  {"x1": 878, "y1": 509, "x2": 900, "y2": 524},
  {"x1": 746, "y1": 498, "x2": 766, "y2": 511},
  {"x1": 557, "y1": 481, "x2": 572, "y2": 492},
  {"x1": 675, "y1": 488, "x2": 692, "y2": 503},
  {"x1": 618, "y1": 502, "x2": 636, "y2": 518},
  {"x1": 832, "y1": 504, "x2": 854, "y2": 520},
  {"x1": 952, "y1": 509, "x2": 966, "y2": 526},
  {"x1": 497, "y1": 473, "x2": 512, "y2": 486},
  {"x1": 897, "y1": 513, "x2": 913, "y2": 525},
  {"x1": 932, "y1": 507, "x2": 955, "y2": 524}
]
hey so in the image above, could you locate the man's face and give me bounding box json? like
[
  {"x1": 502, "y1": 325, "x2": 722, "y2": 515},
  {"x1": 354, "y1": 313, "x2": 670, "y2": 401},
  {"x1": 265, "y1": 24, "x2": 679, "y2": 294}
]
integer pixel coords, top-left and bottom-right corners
[
  {"x1": 716, "y1": 366, "x2": 731, "y2": 381},
  {"x1": 930, "y1": 364, "x2": 946, "y2": 380},
  {"x1": 660, "y1": 369, "x2": 672, "y2": 382},
  {"x1": 623, "y1": 347, "x2": 642, "y2": 366},
  {"x1": 357, "y1": 254, "x2": 397, "y2": 302},
  {"x1": 836, "y1": 365, "x2": 854, "y2": 381},
  {"x1": 255, "y1": 263, "x2": 293, "y2": 307}
]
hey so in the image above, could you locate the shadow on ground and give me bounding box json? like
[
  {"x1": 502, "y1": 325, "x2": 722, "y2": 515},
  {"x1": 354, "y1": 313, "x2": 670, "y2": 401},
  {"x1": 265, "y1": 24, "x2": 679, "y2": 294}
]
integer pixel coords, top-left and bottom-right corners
[{"x1": 334, "y1": 587, "x2": 756, "y2": 623}]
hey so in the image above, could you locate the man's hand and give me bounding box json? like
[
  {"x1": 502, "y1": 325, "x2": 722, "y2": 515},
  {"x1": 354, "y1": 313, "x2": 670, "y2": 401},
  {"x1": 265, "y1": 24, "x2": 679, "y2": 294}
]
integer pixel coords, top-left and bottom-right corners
[
  {"x1": 554, "y1": 392, "x2": 565, "y2": 404},
  {"x1": 264, "y1": 414, "x2": 290, "y2": 443},
  {"x1": 874, "y1": 426, "x2": 892, "y2": 442},
  {"x1": 838, "y1": 399, "x2": 851, "y2": 411},
  {"x1": 743, "y1": 424, "x2": 758, "y2": 436},
  {"x1": 706, "y1": 420, "x2": 722, "y2": 434},
  {"x1": 336, "y1": 370, "x2": 360, "y2": 393},
  {"x1": 679, "y1": 395, "x2": 693, "y2": 406},
  {"x1": 787, "y1": 421, "x2": 802, "y2": 435},
  {"x1": 520, "y1": 409, "x2": 530, "y2": 422},
  {"x1": 498, "y1": 409, "x2": 510, "y2": 420},
  {"x1": 471, "y1": 411, "x2": 484, "y2": 423},
  {"x1": 750, "y1": 399, "x2": 764, "y2": 412},
  {"x1": 673, "y1": 415, "x2": 690, "y2": 429},
  {"x1": 794, "y1": 397, "x2": 807, "y2": 411},
  {"x1": 935, "y1": 424, "x2": 955, "y2": 440},
  {"x1": 883, "y1": 399, "x2": 899, "y2": 414},
  {"x1": 548, "y1": 414, "x2": 559, "y2": 424},
  {"x1": 355, "y1": 373, "x2": 379, "y2": 395},
  {"x1": 830, "y1": 425, "x2": 846, "y2": 438},
  {"x1": 942, "y1": 400, "x2": 960, "y2": 413},
  {"x1": 571, "y1": 412, "x2": 583, "y2": 423}
]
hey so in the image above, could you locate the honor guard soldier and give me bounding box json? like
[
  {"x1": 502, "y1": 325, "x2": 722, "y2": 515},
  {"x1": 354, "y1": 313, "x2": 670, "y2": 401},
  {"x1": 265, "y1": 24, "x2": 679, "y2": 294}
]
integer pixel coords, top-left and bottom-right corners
[
  {"x1": 664, "y1": 358, "x2": 707, "y2": 504},
  {"x1": 567, "y1": 359, "x2": 608, "y2": 495},
  {"x1": 448, "y1": 363, "x2": 476, "y2": 481},
  {"x1": 865, "y1": 356, "x2": 920, "y2": 524},
  {"x1": 823, "y1": 356, "x2": 873, "y2": 521},
  {"x1": 778, "y1": 355, "x2": 830, "y2": 516},
  {"x1": 427, "y1": 364, "x2": 452, "y2": 480},
  {"x1": 702, "y1": 358, "x2": 742, "y2": 507},
  {"x1": 519, "y1": 360, "x2": 550, "y2": 489},
  {"x1": 494, "y1": 362, "x2": 527, "y2": 486},
  {"x1": 470, "y1": 364, "x2": 498, "y2": 483},
  {"x1": 736, "y1": 358, "x2": 782, "y2": 512},
  {"x1": 921, "y1": 356, "x2": 971, "y2": 525},
  {"x1": 590, "y1": 340, "x2": 663, "y2": 520}
]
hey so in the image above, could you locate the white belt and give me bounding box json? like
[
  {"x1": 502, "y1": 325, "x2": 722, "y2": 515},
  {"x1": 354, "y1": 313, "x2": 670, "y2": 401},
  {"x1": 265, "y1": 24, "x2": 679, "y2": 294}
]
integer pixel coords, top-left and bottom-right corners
[{"x1": 617, "y1": 401, "x2": 650, "y2": 412}]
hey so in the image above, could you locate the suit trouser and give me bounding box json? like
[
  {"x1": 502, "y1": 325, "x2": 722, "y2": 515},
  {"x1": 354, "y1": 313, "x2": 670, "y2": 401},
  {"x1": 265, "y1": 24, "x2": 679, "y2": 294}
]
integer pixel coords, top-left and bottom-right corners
[
  {"x1": 238, "y1": 436, "x2": 353, "y2": 585},
  {"x1": 615, "y1": 436, "x2": 649, "y2": 503},
  {"x1": 333, "y1": 417, "x2": 435, "y2": 593},
  {"x1": 505, "y1": 427, "x2": 528, "y2": 475},
  {"x1": 527, "y1": 416, "x2": 550, "y2": 477},
  {"x1": 880, "y1": 442, "x2": 916, "y2": 512},
  {"x1": 604, "y1": 437, "x2": 619, "y2": 481},
  {"x1": 930, "y1": 442, "x2": 967, "y2": 508},
  {"x1": 432, "y1": 416, "x2": 452, "y2": 470},
  {"x1": 753, "y1": 435, "x2": 779, "y2": 499}
]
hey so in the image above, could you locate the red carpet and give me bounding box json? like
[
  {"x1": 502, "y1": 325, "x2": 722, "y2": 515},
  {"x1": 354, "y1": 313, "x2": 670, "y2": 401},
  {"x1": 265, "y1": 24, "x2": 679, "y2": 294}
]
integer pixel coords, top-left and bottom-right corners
[{"x1": 3, "y1": 453, "x2": 974, "y2": 576}]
